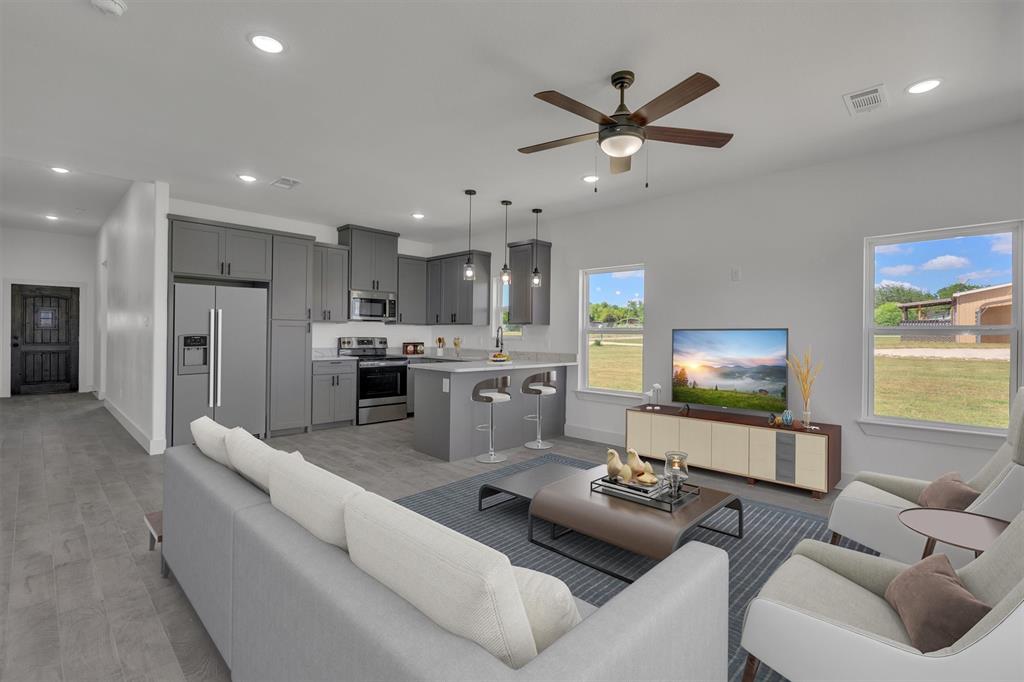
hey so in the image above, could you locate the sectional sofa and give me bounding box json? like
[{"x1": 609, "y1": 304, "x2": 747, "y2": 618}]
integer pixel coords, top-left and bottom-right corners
[{"x1": 163, "y1": 431, "x2": 730, "y2": 681}]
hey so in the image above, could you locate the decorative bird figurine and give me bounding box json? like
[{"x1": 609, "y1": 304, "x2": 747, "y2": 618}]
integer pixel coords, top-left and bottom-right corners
[
  {"x1": 626, "y1": 449, "x2": 645, "y2": 477},
  {"x1": 619, "y1": 465, "x2": 633, "y2": 483},
  {"x1": 606, "y1": 449, "x2": 624, "y2": 478},
  {"x1": 637, "y1": 460, "x2": 659, "y2": 485}
]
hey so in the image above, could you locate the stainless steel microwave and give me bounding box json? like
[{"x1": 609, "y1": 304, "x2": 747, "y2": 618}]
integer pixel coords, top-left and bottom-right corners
[{"x1": 349, "y1": 290, "x2": 397, "y2": 322}]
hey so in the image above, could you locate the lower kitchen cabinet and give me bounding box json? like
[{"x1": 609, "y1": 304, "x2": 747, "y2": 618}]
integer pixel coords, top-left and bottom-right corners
[
  {"x1": 269, "y1": 320, "x2": 311, "y2": 431},
  {"x1": 311, "y1": 362, "x2": 356, "y2": 426}
]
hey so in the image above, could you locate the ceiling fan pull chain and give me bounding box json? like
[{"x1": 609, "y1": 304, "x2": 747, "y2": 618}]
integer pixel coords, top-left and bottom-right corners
[{"x1": 645, "y1": 144, "x2": 650, "y2": 189}]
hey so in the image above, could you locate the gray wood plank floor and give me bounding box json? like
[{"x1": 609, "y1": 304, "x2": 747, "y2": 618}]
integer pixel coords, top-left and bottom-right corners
[{"x1": 1, "y1": 393, "x2": 836, "y2": 681}]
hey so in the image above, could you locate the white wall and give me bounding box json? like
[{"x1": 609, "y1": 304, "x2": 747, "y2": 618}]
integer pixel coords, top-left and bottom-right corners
[
  {"x1": 0, "y1": 226, "x2": 98, "y2": 397},
  {"x1": 97, "y1": 180, "x2": 170, "y2": 454},
  {"x1": 432, "y1": 120, "x2": 1024, "y2": 482}
]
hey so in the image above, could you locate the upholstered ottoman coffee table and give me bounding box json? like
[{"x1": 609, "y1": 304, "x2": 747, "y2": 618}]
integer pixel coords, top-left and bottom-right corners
[{"x1": 529, "y1": 465, "x2": 743, "y2": 582}]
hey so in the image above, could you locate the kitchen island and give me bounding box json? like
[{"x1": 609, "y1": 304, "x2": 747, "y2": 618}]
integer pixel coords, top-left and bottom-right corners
[{"x1": 410, "y1": 355, "x2": 576, "y2": 461}]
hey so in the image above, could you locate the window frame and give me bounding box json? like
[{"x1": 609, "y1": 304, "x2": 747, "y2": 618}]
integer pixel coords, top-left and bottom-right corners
[
  {"x1": 862, "y1": 220, "x2": 1022, "y2": 435},
  {"x1": 578, "y1": 263, "x2": 645, "y2": 397}
]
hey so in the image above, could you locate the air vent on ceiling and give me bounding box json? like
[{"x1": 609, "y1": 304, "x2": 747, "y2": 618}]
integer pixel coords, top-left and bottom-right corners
[
  {"x1": 843, "y1": 84, "x2": 888, "y2": 116},
  {"x1": 270, "y1": 176, "x2": 301, "y2": 190}
]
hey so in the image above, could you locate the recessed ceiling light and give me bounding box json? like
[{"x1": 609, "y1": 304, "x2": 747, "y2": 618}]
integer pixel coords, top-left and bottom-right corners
[
  {"x1": 907, "y1": 78, "x2": 942, "y2": 95},
  {"x1": 582, "y1": 174, "x2": 599, "y2": 183},
  {"x1": 51, "y1": 167, "x2": 70, "y2": 174},
  {"x1": 45, "y1": 215, "x2": 59, "y2": 221},
  {"x1": 411, "y1": 212, "x2": 425, "y2": 220},
  {"x1": 249, "y1": 34, "x2": 284, "y2": 54},
  {"x1": 237, "y1": 174, "x2": 258, "y2": 183}
]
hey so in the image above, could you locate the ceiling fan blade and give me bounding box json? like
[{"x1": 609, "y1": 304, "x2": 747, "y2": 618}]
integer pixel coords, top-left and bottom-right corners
[
  {"x1": 518, "y1": 131, "x2": 597, "y2": 154},
  {"x1": 628, "y1": 73, "x2": 720, "y2": 126},
  {"x1": 534, "y1": 91, "x2": 616, "y2": 125},
  {"x1": 645, "y1": 126, "x2": 733, "y2": 148},
  {"x1": 609, "y1": 155, "x2": 631, "y2": 174}
]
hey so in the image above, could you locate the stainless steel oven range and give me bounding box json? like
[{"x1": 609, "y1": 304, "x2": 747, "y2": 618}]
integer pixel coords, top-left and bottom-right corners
[{"x1": 337, "y1": 336, "x2": 408, "y2": 424}]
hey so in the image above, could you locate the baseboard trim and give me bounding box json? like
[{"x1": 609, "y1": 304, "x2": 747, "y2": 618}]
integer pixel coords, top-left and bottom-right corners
[
  {"x1": 565, "y1": 423, "x2": 622, "y2": 447},
  {"x1": 103, "y1": 399, "x2": 164, "y2": 456}
]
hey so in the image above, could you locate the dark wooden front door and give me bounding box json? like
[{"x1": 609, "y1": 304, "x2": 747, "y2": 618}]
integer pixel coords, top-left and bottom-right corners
[{"x1": 10, "y1": 284, "x2": 79, "y2": 395}]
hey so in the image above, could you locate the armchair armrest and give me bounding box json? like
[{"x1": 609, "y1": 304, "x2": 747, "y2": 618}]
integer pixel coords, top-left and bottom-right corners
[
  {"x1": 853, "y1": 471, "x2": 930, "y2": 503},
  {"x1": 792, "y1": 540, "x2": 907, "y2": 598}
]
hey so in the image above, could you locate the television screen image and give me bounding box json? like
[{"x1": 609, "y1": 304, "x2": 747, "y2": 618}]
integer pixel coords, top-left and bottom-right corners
[{"x1": 672, "y1": 328, "x2": 788, "y2": 412}]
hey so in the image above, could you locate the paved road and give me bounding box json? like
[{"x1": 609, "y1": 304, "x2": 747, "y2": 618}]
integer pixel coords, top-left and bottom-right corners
[{"x1": 874, "y1": 347, "x2": 1011, "y2": 360}]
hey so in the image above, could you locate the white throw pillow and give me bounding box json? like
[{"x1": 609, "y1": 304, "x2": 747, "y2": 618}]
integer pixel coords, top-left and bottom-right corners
[
  {"x1": 512, "y1": 566, "x2": 582, "y2": 652},
  {"x1": 225, "y1": 427, "x2": 302, "y2": 492},
  {"x1": 345, "y1": 492, "x2": 538, "y2": 669},
  {"x1": 268, "y1": 456, "x2": 364, "y2": 550},
  {"x1": 190, "y1": 416, "x2": 232, "y2": 469}
]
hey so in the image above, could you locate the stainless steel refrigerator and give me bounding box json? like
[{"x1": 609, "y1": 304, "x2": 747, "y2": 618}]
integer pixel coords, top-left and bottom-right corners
[{"x1": 171, "y1": 283, "x2": 268, "y2": 445}]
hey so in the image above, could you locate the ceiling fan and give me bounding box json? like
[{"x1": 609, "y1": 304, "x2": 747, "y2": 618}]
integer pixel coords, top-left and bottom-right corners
[{"x1": 518, "y1": 70, "x2": 734, "y2": 174}]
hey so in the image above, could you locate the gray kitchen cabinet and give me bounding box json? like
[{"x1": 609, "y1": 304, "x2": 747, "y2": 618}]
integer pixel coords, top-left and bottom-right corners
[
  {"x1": 337, "y1": 225, "x2": 400, "y2": 292},
  {"x1": 311, "y1": 375, "x2": 335, "y2": 425},
  {"x1": 171, "y1": 220, "x2": 272, "y2": 280},
  {"x1": 272, "y1": 235, "x2": 314, "y2": 321},
  {"x1": 397, "y1": 256, "x2": 427, "y2": 325},
  {"x1": 313, "y1": 245, "x2": 349, "y2": 321},
  {"x1": 427, "y1": 258, "x2": 443, "y2": 324},
  {"x1": 269, "y1": 320, "x2": 311, "y2": 431},
  {"x1": 440, "y1": 256, "x2": 462, "y2": 324},
  {"x1": 508, "y1": 239, "x2": 551, "y2": 325},
  {"x1": 311, "y1": 364, "x2": 356, "y2": 425},
  {"x1": 334, "y1": 374, "x2": 356, "y2": 422}
]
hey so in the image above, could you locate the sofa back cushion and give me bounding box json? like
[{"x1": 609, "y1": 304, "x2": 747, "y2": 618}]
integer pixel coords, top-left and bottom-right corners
[
  {"x1": 190, "y1": 416, "x2": 233, "y2": 469},
  {"x1": 268, "y1": 457, "x2": 364, "y2": 550},
  {"x1": 225, "y1": 427, "x2": 302, "y2": 492},
  {"x1": 345, "y1": 492, "x2": 538, "y2": 668}
]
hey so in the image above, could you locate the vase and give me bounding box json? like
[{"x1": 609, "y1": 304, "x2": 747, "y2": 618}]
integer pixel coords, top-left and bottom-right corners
[
  {"x1": 802, "y1": 402, "x2": 812, "y2": 430},
  {"x1": 781, "y1": 409, "x2": 794, "y2": 427}
]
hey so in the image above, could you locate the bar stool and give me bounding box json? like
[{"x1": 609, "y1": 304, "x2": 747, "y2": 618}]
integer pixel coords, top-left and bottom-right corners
[
  {"x1": 473, "y1": 376, "x2": 511, "y2": 463},
  {"x1": 522, "y1": 371, "x2": 556, "y2": 450}
]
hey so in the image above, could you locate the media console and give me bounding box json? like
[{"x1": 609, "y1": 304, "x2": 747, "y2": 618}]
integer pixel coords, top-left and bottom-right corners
[{"x1": 625, "y1": 405, "x2": 841, "y2": 498}]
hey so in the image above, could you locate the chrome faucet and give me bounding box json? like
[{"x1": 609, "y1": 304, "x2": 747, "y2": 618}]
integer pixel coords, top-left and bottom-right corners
[{"x1": 496, "y1": 327, "x2": 504, "y2": 354}]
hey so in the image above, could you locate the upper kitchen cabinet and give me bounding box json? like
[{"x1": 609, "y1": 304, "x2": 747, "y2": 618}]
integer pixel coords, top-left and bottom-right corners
[
  {"x1": 337, "y1": 225, "x2": 399, "y2": 292},
  {"x1": 426, "y1": 258, "x2": 443, "y2": 325},
  {"x1": 427, "y1": 250, "x2": 491, "y2": 325},
  {"x1": 312, "y1": 244, "x2": 349, "y2": 322},
  {"x1": 271, "y1": 235, "x2": 314, "y2": 320},
  {"x1": 508, "y1": 239, "x2": 551, "y2": 325},
  {"x1": 170, "y1": 219, "x2": 272, "y2": 280},
  {"x1": 397, "y1": 256, "x2": 428, "y2": 325}
]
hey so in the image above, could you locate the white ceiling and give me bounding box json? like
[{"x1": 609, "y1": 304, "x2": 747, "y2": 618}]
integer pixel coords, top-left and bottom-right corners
[
  {"x1": 1, "y1": 1, "x2": 1021, "y2": 240},
  {"x1": 0, "y1": 157, "x2": 131, "y2": 235}
]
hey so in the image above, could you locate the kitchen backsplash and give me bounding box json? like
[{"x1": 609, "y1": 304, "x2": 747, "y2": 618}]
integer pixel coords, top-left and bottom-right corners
[{"x1": 310, "y1": 321, "x2": 559, "y2": 354}]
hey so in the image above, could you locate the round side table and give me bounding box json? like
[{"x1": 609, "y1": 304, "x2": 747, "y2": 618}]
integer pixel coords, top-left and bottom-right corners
[{"x1": 898, "y1": 507, "x2": 1009, "y2": 560}]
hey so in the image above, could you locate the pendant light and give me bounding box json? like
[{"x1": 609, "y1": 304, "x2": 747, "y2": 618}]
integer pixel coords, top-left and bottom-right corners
[
  {"x1": 499, "y1": 200, "x2": 512, "y2": 285},
  {"x1": 463, "y1": 189, "x2": 476, "y2": 281},
  {"x1": 530, "y1": 208, "x2": 543, "y2": 288}
]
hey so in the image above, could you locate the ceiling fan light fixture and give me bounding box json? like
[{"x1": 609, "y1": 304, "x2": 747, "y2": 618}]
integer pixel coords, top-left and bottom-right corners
[{"x1": 598, "y1": 126, "x2": 644, "y2": 158}]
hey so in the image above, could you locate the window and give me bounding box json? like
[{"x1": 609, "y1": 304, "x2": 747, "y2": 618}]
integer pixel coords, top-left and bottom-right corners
[
  {"x1": 580, "y1": 265, "x2": 644, "y2": 394},
  {"x1": 865, "y1": 221, "x2": 1020, "y2": 431},
  {"x1": 35, "y1": 307, "x2": 57, "y2": 329},
  {"x1": 498, "y1": 281, "x2": 522, "y2": 337}
]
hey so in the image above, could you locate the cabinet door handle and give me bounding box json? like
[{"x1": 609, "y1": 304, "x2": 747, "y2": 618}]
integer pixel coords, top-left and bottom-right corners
[
  {"x1": 307, "y1": 308, "x2": 311, "y2": 319},
  {"x1": 227, "y1": 262, "x2": 232, "y2": 276},
  {"x1": 328, "y1": 310, "x2": 332, "y2": 320},
  {"x1": 220, "y1": 262, "x2": 224, "y2": 275},
  {"x1": 399, "y1": 313, "x2": 402, "y2": 323}
]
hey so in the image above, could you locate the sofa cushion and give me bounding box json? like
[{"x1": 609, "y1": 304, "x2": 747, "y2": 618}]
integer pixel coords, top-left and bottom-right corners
[
  {"x1": 345, "y1": 492, "x2": 538, "y2": 668},
  {"x1": 268, "y1": 457, "x2": 364, "y2": 550},
  {"x1": 512, "y1": 566, "x2": 582, "y2": 652},
  {"x1": 917, "y1": 472, "x2": 979, "y2": 510},
  {"x1": 190, "y1": 416, "x2": 232, "y2": 469},
  {"x1": 225, "y1": 427, "x2": 303, "y2": 492},
  {"x1": 885, "y1": 553, "x2": 991, "y2": 653}
]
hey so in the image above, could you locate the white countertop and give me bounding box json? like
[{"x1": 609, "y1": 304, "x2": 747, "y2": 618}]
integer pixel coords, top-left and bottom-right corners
[{"x1": 408, "y1": 360, "x2": 577, "y2": 373}]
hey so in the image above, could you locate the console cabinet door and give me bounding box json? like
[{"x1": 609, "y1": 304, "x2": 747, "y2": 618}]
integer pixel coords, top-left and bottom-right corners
[
  {"x1": 711, "y1": 422, "x2": 749, "y2": 475},
  {"x1": 649, "y1": 413, "x2": 680, "y2": 460},
  {"x1": 795, "y1": 434, "x2": 828, "y2": 491},
  {"x1": 748, "y1": 427, "x2": 777, "y2": 480},
  {"x1": 625, "y1": 410, "x2": 652, "y2": 456},
  {"x1": 311, "y1": 374, "x2": 335, "y2": 425},
  {"x1": 223, "y1": 229, "x2": 272, "y2": 280},
  {"x1": 678, "y1": 417, "x2": 712, "y2": 468}
]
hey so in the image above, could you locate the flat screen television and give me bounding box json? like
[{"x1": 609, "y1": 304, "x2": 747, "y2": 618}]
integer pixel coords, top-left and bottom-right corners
[{"x1": 671, "y1": 328, "x2": 788, "y2": 413}]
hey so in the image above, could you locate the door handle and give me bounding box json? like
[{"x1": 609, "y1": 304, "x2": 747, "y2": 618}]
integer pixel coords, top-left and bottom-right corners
[
  {"x1": 216, "y1": 309, "x2": 223, "y2": 407},
  {"x1": 307, "y1": 308, "x2": 311, "y2": 320},
  {"x1": 220, "y1": 262, "x2": 224, "y2": 275},
  {"x1": 227, "y1": 262, "x2": 232, "y2": 276},
  {"x1": 328, "y1": 310, "x2": 332, "y2": 321},
  {"x1": 208, "y1": 308, "x2": 216, "y2": 408}
]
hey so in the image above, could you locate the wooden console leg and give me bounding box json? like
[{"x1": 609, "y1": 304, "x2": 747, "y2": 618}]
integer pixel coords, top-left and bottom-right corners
[
  {"x1": 811, "y1": 490, "x2": 823, "y2": 500},
  {"x1": 830, "y1": 531, "x2": 841, "y2": 545},
  {"x1": 746, "y1": 477, "x2": 756, "y2": 486},
  {"x1": 741, "y1": 654, "x2": 761, "y2": 682}
]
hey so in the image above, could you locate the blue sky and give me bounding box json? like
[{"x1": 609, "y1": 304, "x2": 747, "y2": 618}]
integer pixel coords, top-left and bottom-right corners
[
  {"x1": 874, "y1": 232, "x2": 1012, "y2": 293},
  {"x1": 588, "y1": 269, "x2": 645, "y2": 306},
  {"x1": 673, "y1": 329, "x2": 788, "y2": 368}
]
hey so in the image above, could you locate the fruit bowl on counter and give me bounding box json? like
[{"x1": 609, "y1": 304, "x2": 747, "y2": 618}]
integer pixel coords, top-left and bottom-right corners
[{"x1": 488, "y1": 351, "x2": 510, "y2": 364}]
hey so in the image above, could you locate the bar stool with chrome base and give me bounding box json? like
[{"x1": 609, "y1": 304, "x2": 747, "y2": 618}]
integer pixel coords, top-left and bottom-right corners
[
  {"x1": 473, "y1": 376, "x2": 511, "y2": 463},
  {"x1": 522, "y1": 371, "x2": 556, "y2": 450}
]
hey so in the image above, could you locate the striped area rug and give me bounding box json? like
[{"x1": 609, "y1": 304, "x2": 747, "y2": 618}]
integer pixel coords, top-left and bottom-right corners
[{"x1": 397, "y1": 453, "x2": 873, "y2": 682}]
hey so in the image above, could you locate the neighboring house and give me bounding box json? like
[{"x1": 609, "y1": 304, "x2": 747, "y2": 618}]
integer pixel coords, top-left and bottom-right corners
[{"x1": 895, "y1": 283, "x2": 1011, "y2": 344}]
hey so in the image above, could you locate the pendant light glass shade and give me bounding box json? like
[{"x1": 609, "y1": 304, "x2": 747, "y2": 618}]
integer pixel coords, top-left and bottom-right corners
[
  {"x1": 500, "y1": 200, "x2": 512, "y2": 284},
  {"x1": 530, "y1": 208, "x2": 543, "y2": 288},
  {"x1": 463, "y1": 189, "x2": 476, "y2": 281},
  {"x1": 500, "y1": 267, "x2": 512, "y2": 284}
]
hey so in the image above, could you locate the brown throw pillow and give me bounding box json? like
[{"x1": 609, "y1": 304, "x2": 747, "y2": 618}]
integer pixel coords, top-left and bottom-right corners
[
  {"x1": 918, "y1": 472, "x2": 980, "y2": 510},
  {"x1": 884, "y1": 554, "x2": 991, "y2": 653}
]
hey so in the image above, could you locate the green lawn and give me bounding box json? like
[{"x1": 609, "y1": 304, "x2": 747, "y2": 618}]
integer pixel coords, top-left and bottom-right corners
[
  {"x1": 874, "y1": 356, "x2": 1009, "y2": 428},
  {"x1": 874, "y1": 336, "x2": 1010, "y2": 350},
  {"x1": 587, "y1": 341, "x2": 643, "y2": 393},
  {"x1": 672, "y1": 386, "x2": 786, "y2": 412}
]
